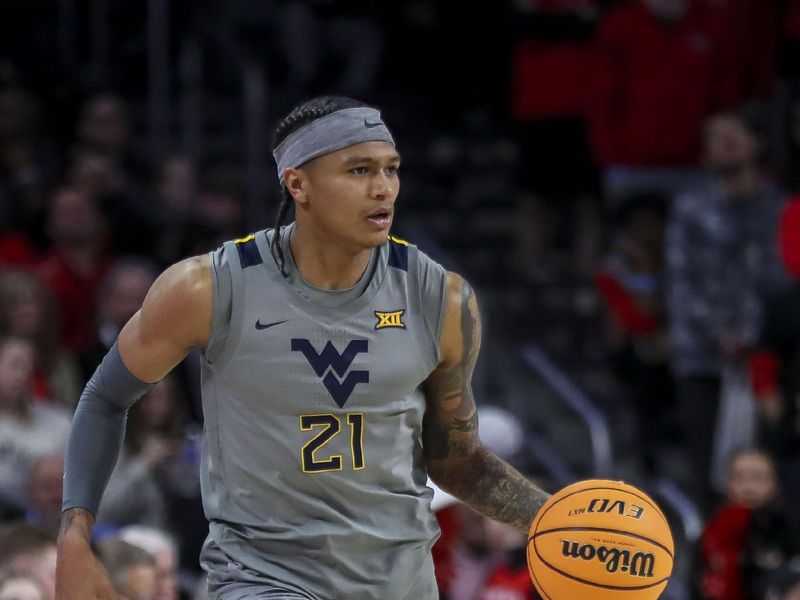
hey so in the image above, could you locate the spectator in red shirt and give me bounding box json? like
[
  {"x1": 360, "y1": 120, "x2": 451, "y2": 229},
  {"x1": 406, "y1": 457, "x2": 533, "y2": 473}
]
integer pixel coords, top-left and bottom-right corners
[
  {"x1": 35, "y1": 188, "x2": 110, "y2": 354},
  {"x1": 701, "y1": 449, "x2": 799, "y2": 600},
  {"x1": 589, "y1": 0, "x2": 735, "y2": 203},
  {"x1": 436, "y1": 504, "x2": 536, "y2": 600}
]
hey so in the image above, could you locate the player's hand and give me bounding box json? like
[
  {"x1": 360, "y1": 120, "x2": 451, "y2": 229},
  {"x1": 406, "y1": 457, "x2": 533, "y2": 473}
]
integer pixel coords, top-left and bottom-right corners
[{"x1": 56, "y1": 509, "x2": 118, "y2": 600}]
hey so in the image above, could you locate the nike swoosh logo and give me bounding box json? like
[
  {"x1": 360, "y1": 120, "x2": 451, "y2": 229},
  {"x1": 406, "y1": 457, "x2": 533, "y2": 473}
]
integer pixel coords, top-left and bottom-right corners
[
  {"x1": 363, "y1": 119, "x2": 382, "y2": 129},
  {"x1": 255, "y1": 319, "x2": 288, "y2": 330}
]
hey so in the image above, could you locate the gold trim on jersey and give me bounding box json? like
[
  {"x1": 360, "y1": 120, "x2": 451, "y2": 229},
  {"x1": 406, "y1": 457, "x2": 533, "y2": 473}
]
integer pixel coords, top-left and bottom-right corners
[
  {"x1": 234, "y1": 233, "x2": 256, "y2": 244},
  {"x1": 389, "y1": 235, "x2": 409, "y2": 246}
]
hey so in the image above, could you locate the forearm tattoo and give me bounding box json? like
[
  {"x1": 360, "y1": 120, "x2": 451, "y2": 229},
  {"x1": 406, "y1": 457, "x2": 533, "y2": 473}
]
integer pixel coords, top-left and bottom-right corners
[
  {"x1": 57, "y1": 507, "x2": 94, "y2": 547},
  {"x1": 424, "y1": 276, "x2": 550, "y2": 532}
]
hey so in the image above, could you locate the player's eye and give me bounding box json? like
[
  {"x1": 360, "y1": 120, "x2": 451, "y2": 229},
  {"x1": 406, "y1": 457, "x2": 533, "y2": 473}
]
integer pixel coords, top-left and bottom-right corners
[
  {"x1": 385, "y1": 166, "x2": 400, "y2": 176},
  {"x1": 350, "y1": 166, "x2": 369, "y2": 175}
]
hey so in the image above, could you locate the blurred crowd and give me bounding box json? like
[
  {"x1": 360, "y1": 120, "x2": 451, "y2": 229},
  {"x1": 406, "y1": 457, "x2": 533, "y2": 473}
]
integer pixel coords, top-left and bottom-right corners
[
  {"x1": 0, "y1": 64, "x2": 243, "y2": 600},
  {"x1": 1, "y1": 1, "x2": 800, "y2": 599}
]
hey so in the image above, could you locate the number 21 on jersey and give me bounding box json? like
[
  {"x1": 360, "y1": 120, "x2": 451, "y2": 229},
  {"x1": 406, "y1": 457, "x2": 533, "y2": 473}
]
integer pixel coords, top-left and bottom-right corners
[{"x1": 300, "y1": 413, "x2": 364, "y2": 473}]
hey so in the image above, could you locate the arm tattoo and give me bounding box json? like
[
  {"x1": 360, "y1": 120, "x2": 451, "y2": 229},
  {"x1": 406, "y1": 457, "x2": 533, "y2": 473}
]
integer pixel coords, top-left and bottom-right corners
[
  {"x1": 423, "y1": 275, "x2": 551, "y2": 532},
  {"x1": 57, "y1": 507, "x2": 94, "y2": 547},
  {"x1": 434, "y1": 446, "x2": 551, "y2": 531},
  {"x1": 423, "y1": 278, "x2": 480, "y2": 460}
]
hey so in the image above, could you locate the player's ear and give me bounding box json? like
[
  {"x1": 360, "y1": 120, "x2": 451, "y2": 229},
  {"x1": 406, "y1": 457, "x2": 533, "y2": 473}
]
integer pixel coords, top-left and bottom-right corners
[{"x1": 284, "y1": 169, "x2": 308, "y2": 206}]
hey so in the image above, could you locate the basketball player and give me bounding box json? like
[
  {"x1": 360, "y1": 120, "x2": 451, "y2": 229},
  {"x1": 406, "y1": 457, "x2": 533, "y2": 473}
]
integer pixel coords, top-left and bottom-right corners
[{"x1": 55, "y1": 96, "x2": 551, "y2": 599}]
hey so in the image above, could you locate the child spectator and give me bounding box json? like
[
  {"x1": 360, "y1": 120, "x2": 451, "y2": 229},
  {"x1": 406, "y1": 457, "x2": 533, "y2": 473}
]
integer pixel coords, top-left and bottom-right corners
[{"x1": 700, "y1": 449, "x2": 799, "y2": 600}]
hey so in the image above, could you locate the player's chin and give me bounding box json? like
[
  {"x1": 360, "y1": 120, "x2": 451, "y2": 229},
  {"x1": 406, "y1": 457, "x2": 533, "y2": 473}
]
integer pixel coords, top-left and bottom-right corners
[
  {"x1": 360, "y1": 230, "x2": 391, "y2": 249},
  {"x1": 361, "y1": 216, "x2": 393, "y2": 245}
]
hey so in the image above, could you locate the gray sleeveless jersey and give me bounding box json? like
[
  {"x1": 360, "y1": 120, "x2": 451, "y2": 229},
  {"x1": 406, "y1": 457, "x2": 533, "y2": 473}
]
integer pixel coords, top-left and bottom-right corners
[{"x1": 198, "y1": 224, "x2": 448, "y2": 599}]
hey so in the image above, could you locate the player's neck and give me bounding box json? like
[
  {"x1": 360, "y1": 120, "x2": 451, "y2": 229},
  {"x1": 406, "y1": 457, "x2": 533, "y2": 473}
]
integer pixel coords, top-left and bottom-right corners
[{"x1": 289, "y1": 226, "x2": 373, "y2": 291}]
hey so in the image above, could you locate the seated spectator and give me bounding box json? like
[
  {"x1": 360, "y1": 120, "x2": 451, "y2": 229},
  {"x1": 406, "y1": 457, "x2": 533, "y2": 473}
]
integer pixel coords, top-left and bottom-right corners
[
  {"x1": 66, "y1": 147, "x2": 157, "y2": 258},
  {"x1": 97, "y1": 375, "x2": 203, "y2": 533},
  {"x1": 193, "y1": 164, "x2": 245, "y2": 255},
  {"x1": 79, "y1": 257, "x2": 158, "y2": 383},
  {"x1": 74, "y1": 93, "x2": 148, "y2": 183},
  {"x1": 118, "y1": 526, "x2": 179, "y2": 600},
  {"x1": 0, "y1": 270, "x2": 81, "y2": 408},
  {"x1": 99, "y1": 376, "x2": 205, "y2": 567},
  {"x1": 150, "y1": 155, "x2": 201, "y2": 265},
  {"x1": 700, "y1": 449, "x2": 799, "y2": 600},
  {"x1": 0, "y1": 570, "x2": 45, "y2": 600},
  {"x1": 0, "y1": 337, "x2": 70, "y2": 512},
  {"x1": 35, "y1": 187, "x2": 110, "y2": 354},
  {"x1": 0, "y1": 523, "x2": 56, "y2": 600},
  {"x1": 436, "y1": 504, "x2": 534, "y2": 600},
  {"x1": 96, "y1": 538, "x2": 158, "y2": 600},
  {"x1": 432, "y1": 406, "x2": 536, "y2": 600},
  {"x1": 24, "y1": 455, "x2": 64, "y2": 538},
  {"x1": 148, "y1": 157, "x2": 242, "y2": 264}
]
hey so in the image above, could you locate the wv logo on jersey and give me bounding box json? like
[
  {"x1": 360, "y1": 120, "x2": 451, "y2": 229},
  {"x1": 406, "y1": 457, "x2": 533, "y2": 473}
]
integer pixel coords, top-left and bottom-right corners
[
  {"x1": 374, "y1": 309, "x2": 405, "y2": 330},
  {"x1": 291, "y1": 339, "x2": 369, "y2": 407}
]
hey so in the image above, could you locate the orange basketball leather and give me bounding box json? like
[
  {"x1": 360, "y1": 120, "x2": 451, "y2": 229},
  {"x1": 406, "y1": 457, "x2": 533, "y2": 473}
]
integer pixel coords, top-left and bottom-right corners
[{"x1": 527, "y1": 480, "x2": 674, "y2": 600}]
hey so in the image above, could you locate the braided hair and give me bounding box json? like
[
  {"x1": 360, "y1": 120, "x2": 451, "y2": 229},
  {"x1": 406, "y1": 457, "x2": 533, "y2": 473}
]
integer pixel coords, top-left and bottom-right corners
[{"x1": 270, "y1": 95, "x2": 371, "y2": 276}]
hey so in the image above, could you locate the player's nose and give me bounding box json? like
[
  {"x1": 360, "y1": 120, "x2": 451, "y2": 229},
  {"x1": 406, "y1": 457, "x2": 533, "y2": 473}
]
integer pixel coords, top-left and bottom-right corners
[{"x1": 370, "y1": 171, "x2": 395, "y2": 199}]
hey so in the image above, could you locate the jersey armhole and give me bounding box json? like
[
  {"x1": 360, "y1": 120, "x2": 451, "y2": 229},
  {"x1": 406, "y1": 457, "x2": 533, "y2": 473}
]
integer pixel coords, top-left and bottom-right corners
[
  {"x1": 414, "y1": 248, "x2": 448, "y2": 368},
  {"x1": 202, "y1": 242, "x2": 245, "y2": 370}
]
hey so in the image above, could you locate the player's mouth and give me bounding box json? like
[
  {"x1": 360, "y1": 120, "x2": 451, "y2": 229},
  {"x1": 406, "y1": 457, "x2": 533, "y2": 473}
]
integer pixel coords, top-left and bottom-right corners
[{"x1": 366, "y1": 209, "x2": 393, "y2": 230}]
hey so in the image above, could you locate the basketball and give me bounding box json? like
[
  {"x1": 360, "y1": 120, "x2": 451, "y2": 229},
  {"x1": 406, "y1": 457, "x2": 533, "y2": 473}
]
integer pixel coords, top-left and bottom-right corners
[{"x1": 527, "y1": 479, "x2": 674, "y2": 600}]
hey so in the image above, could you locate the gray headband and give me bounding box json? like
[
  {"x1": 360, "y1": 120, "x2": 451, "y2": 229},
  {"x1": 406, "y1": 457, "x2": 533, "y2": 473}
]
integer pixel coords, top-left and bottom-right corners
[{"x1": 273, "y1": 107, "x2": 395, "y2": 184}]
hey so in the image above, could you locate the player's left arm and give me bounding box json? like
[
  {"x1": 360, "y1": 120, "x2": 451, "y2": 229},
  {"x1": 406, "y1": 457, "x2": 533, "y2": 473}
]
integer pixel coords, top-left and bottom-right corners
[{"x1": 423, "y1": 271, "x2": 550, "y2": 532}]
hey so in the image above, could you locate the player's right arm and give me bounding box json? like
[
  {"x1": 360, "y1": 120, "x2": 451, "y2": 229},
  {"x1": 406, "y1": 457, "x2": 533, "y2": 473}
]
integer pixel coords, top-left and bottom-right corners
[{"x1": 56, "y1": 255, "x2": 212, "y2": 600}]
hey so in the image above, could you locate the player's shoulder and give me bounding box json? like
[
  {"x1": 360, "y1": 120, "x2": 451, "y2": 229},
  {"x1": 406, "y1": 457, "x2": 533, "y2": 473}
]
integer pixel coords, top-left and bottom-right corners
[
  {"x1": 163, "y1": 254, "x2": 212, "y2": 290},
  {"x1": 442, "y1": 271, "x2": 477, "y2": 310},
  {"x1": 144, "y1": 254, "x2": 212, "y2": 315}
]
